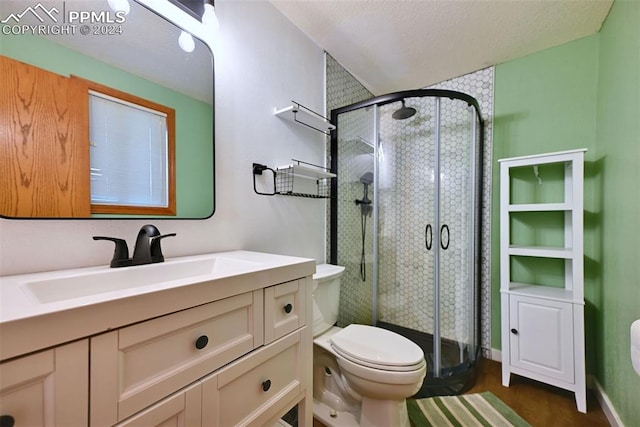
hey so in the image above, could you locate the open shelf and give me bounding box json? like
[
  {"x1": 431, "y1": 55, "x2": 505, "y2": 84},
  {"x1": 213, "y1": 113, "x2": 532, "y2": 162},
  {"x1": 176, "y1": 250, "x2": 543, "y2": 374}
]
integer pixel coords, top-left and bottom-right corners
[
  {"x1": 508, "y1": 203, "x2": 570, "y2": 212},
  {"x1": 252, "y1": 160, "x2": 335, "y2": 199},
  {"x1": 502, "y1": 283, "x2": 581, "y2": 304},
  {"x1": 274, "y1": 101, "x2": 336, "y2": 135},
  {"x1": 508, "y1": 246, "x2": 573, "y2": 259},
  {"x1": 276, "y1": 164, "x2": 336, "y2": 180}
]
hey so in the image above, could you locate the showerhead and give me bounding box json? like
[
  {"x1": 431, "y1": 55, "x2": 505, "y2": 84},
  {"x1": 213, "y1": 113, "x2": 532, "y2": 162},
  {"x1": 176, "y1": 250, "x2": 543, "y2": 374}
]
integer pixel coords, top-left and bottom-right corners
[
  {"x1": 360, "y1": 172, "x2": 374, "y2": 186},
  {"x1": 392, "y1": 99, "x2": 417, "y2": 120}
]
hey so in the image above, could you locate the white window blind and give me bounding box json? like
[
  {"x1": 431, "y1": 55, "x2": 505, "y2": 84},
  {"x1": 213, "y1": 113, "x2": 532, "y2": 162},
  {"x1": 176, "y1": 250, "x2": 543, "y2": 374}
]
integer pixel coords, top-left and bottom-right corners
[{"x1": 89, "y1": 91, "x2": 169, "y2": 207}]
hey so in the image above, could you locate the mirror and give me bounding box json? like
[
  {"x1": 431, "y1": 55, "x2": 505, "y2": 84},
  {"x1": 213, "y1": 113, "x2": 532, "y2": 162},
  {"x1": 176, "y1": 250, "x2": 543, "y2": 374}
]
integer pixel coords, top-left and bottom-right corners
[{"x1": 0, "y1": 0, "x2": 214, "y2": 218}]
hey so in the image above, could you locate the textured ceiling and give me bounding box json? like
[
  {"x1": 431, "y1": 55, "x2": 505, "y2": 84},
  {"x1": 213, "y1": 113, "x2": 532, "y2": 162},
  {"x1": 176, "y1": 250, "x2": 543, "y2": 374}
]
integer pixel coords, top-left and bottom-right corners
[{"x1": 270, "y1": 0, "x2": 613, "y2": 95}]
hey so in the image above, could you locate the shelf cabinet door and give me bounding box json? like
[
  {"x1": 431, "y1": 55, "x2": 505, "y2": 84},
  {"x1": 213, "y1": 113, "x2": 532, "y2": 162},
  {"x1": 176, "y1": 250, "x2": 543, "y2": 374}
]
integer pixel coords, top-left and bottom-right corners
[{"x1": 509, "y1": 294, "x2": 574, "y2": 383}]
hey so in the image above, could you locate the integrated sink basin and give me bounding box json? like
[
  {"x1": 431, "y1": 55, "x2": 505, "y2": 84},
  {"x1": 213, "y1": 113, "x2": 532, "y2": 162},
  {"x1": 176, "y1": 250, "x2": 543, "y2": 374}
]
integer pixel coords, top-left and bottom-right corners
[
  {"x1": 0, "y1": 250, "x2": 316, "y2": 362},
  {"x1": 22, "y1": 256, "x2": 261, "y2": 304}
]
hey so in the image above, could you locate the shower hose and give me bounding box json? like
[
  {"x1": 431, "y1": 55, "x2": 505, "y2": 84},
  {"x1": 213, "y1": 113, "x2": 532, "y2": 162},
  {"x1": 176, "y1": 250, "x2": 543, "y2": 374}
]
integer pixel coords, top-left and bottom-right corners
[{"x1": 360, "y1": 210, "x2": 367, "y2": 282}]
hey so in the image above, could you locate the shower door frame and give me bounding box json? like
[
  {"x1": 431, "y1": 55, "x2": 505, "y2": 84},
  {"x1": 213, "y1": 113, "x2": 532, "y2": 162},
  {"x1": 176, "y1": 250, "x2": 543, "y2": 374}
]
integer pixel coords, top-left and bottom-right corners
[{"x1": 329, "y1": 88, "x2": 485, "y2": 381}]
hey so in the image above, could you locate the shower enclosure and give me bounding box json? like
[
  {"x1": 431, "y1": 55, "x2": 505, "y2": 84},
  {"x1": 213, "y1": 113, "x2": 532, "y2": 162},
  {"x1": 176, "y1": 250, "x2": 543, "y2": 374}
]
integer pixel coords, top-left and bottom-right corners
[{"x1": 330, "y1": 89, "x2": 483, "y2": 397}]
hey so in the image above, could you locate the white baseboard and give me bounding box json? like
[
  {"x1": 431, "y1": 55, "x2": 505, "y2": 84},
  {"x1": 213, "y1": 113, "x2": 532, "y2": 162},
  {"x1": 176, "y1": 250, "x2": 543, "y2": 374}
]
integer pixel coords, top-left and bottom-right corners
[
  {"x1": 588, "y1": 375, "x2": 624, "y2": 427},
  {"x1": 489, "y1": 348, "x2": 502, "y2": 362}
]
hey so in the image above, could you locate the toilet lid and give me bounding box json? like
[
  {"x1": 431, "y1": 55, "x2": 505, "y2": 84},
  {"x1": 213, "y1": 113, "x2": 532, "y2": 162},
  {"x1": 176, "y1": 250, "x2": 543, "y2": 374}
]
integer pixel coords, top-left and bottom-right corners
[{"x1": 330, "y1": 324, "x2": 424, "y2": 371}]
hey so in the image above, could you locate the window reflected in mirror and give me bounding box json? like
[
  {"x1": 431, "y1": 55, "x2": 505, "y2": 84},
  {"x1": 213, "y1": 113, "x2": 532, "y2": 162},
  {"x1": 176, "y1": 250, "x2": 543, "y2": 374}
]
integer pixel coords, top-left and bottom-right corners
[{"x1": 85, "y1": 79, "x2": 176, "y2": 215}]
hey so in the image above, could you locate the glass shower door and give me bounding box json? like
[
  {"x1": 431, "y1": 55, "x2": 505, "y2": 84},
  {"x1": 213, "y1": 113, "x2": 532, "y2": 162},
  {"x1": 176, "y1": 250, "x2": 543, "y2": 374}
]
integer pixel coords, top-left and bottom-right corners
[
  {"x1": 375, "y1": 96, "x2": 439, "y2": 373},
  {"x1": 436, "y1": 98, "x2": 479, "y2": 377}
]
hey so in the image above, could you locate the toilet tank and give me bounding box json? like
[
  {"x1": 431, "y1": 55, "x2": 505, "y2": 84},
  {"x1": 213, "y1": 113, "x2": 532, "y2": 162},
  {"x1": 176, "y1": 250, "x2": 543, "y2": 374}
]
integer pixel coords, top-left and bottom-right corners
[{"x1": 312, "y1": 264, "x2": 345, "y2": 337}]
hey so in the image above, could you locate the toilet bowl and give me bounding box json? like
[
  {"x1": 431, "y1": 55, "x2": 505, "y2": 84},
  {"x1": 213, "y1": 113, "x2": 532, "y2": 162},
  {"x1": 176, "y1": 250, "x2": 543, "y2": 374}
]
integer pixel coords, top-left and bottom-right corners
[{"x1": 312, "y1": 264, "x2": 426, "y2": 427}]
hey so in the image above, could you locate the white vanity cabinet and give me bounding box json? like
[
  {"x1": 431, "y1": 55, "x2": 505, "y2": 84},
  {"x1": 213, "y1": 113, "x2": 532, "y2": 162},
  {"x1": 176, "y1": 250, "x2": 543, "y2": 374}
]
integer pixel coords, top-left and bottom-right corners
[
  {"x1": 0, "y1": 340, "x2": 89, "y2": 426},
  {"x1": 0, "y1": 251, "x2": 315, "y2": 427},
  {"x1": 499, "y1": 149, "x2": 586, "y2": 413}
]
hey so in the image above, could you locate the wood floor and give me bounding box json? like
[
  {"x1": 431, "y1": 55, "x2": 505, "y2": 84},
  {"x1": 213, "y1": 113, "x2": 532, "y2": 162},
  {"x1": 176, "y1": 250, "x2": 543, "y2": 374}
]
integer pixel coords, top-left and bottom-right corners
[
  {"x1": 465, "y1": 358, "x2": 609, "y2": 426},
  {"x1": 313, "y1": 358, "x2": 610, "y2": 426}
]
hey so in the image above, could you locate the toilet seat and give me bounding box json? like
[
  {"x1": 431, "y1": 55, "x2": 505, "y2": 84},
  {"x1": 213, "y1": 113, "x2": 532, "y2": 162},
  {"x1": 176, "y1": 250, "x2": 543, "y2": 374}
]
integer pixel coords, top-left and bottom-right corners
[{"x1": 330, "y1": 324, "x2": 425, "y2": 372}]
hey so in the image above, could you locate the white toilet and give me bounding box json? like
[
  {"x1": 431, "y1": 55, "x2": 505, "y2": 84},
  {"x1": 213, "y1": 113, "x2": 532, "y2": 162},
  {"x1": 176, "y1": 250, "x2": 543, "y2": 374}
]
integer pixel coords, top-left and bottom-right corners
[{"x1": 312, "y1": 264, "x2": 426, "y2": 427}]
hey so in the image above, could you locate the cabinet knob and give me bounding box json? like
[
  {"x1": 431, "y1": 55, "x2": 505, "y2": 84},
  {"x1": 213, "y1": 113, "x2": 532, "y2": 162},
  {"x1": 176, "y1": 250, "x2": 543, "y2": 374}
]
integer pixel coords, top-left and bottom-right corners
[
  {"x1": 262, "y1": 379, "x2": 272, "y2": 392},
  {"x1": 284, "y1": 303, "x2": 293, "y2": 314},
  {"x1": 0, "y1": 415, "x2": 15, "y2": 427},
  {"x1": 510, "y1": 328, "x2": 518, "y2": 335},
  {"x1": 195, "y1": 335, "x2": 209, "y2": 350}
]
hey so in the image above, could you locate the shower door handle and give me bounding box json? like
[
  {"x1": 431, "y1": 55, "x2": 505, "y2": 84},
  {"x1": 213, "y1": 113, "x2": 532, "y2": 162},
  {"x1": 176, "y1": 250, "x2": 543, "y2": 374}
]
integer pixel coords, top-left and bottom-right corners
[
  {"x1": 425, "y1": 224, "x2": 433, "y2": 250},
  {"x1": 440, "y1": 224, "x2": 450, "y2": 250}
]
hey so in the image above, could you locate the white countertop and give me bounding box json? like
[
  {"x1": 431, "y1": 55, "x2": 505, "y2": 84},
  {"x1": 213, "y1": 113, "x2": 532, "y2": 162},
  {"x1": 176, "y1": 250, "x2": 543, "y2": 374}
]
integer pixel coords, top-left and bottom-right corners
[{"x1": 0, "y1": 250, "x2": 316, "y2": 361}]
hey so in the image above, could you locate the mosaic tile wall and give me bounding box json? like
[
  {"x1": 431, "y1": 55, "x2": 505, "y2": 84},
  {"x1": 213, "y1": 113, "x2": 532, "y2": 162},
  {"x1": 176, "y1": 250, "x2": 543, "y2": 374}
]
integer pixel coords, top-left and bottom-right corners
[
  {"x1": 325, "y1": 55, "x2": 494, "y2": 356},
  {"x1": 325, "y1": 54, "x2": 375, "y2": 326}
]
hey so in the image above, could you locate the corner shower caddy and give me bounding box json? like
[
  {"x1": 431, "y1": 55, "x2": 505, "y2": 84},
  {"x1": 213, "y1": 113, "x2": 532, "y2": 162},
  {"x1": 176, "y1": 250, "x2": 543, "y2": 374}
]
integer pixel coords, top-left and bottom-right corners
[
  {"x1": 274, "y1": 101, "x2": 336, "y2": 135},
  {"x1": 252, "y1": 160, "x2": 335, "y2": 199}
]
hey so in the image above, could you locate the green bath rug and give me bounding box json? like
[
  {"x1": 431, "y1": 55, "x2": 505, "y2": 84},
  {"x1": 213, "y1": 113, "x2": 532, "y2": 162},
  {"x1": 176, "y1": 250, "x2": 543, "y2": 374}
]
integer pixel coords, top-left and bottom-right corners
[{"x1": 407, "y1": 391, "x2": 531, "y2": 427}]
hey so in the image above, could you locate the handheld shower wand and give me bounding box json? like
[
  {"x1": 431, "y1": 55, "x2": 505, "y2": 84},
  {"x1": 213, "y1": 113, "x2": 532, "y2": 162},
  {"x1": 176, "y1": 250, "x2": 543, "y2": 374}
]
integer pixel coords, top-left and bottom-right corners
[
  {"x1": 355, "y1": 172, "x2": 373, "y2": 217},
  {"x1": 355, "y1": 172, "x2": 373, "y2": 281}
]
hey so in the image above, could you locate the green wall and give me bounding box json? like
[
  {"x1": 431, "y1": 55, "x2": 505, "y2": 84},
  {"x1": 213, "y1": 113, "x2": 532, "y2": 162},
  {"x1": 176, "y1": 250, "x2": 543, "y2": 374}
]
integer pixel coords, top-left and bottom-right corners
[
  {"x1": 1, "y1": 33, "x2": 214, "y2": 218},
  {"x1": 594, "y1": 0, "x2": 640, "y2": 424},
  {"x1": 491, "y1": 33, "x2": 600, "y2": 349},
  {"x1": 493, "y1": 0, "x2": 640, "y2": 424}
]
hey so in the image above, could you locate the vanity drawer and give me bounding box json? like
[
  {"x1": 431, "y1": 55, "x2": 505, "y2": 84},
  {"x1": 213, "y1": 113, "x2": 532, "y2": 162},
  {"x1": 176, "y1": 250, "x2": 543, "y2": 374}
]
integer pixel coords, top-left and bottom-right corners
[
  {"x1": 264, "y1": 279, "x2": 306, "y2": 343},
  {"x1": 202, "y1": 329, "x2": 304, "y2": 426},
  {"x1": 90, "y1": 290, "x2": 264, "y2": 426}
]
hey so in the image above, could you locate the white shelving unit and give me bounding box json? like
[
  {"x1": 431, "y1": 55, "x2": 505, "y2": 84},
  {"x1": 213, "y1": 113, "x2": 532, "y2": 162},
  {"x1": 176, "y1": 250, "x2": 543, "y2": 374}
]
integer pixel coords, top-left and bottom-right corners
[
  {"x1": 274, "y1": 102, "x2": 336, "y2": 135},
  {"x1": 499, "y1": 149, "x2": 587, "y2": 413}
]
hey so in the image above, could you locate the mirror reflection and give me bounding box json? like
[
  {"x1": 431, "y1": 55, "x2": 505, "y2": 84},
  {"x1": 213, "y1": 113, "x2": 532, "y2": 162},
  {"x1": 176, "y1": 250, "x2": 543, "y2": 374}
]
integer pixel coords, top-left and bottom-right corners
[{"x1": 0, "y1": 0, "x2": 214, "y2": 218}]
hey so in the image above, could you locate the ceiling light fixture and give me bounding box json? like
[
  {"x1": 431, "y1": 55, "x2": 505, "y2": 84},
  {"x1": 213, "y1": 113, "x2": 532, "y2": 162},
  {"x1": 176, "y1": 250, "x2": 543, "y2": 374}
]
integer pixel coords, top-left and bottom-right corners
[
  {"x1": 107, "y1": 0, "x2": 130, "y2": 15},
  {"x1": 202, "y1": 0, "x2": 219, "y2": 32},
  {"x1": 178, "y1": 30, "x2": 195, "y2": 52}
]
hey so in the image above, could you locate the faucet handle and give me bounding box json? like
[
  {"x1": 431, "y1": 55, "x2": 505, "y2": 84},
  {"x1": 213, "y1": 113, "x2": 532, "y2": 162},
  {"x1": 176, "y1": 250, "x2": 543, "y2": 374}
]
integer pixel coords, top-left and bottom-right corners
[
  {"x1": 150, "y1": 233, "x2": 177, "y2": 263},
  {"x1": 93, "y1": 236, "x2": 132, "y2": 268}
]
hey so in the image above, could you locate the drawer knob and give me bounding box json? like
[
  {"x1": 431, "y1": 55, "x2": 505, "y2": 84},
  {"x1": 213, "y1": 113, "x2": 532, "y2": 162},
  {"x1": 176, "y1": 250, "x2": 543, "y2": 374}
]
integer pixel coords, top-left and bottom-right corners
[
  {"x1": 510, "y1": 328, "x2": 518, "y2": 335},
  {"x1": 284, "y1": 303, "x2": 293, "y2": 314},
  {"x1": 0, "y1": 415, "x2": 15, "y2": 427},
  {"x1": 262, "y1": 379, "x2": 272, "y2": 392},
  {"x1": 195, "y1": 335, "x2": 209, "y2": 350}
]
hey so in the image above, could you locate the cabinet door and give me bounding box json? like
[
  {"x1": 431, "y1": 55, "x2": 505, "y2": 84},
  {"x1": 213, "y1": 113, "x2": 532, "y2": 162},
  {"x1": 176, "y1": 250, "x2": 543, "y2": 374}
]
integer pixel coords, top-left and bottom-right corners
[
  {"x1": 509, "y1": 295, "x2": 574, "y2": 383},
  {"x1": 0, "y1": 340, "x2": 88, "y2": 426},
  {"x1": 115, "y1": 383, "x2": 201, "y2": 427}
]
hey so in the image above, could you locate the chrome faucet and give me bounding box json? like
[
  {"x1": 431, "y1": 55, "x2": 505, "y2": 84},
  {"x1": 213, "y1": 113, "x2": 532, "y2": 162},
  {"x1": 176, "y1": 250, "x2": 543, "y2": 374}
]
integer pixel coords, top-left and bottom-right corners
[{"x1": 93, "y1": 224, "x2": 176, "y2": 268}]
